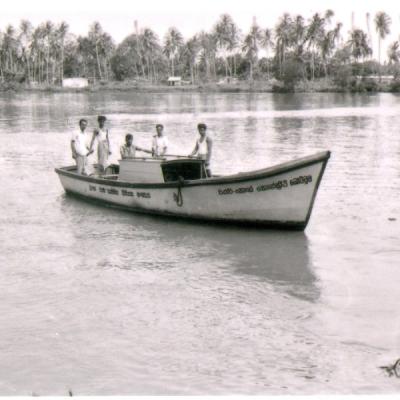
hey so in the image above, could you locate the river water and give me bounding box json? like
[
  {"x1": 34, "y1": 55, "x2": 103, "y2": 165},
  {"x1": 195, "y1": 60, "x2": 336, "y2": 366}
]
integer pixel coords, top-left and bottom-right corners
[{"x1": 1, "y1": 91, "x2": 400, "y2": 395}]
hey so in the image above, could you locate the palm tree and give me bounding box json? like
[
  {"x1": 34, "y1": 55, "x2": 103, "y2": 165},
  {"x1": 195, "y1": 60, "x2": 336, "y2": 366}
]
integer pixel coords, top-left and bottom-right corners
[
  {"x1": 388, "y1": 41, "x2": 400, "y2": 64},
  {"x1": 213, "y1": 13, "x2": 239, "y2": 77},
  {"x1": 291, "y1": 15, "x2": 306, "y2": 56},
  {"x1": 3, "y1": 25, "x2": 17, "y2": 73},
  {"x1": 163, "y1": 27, "x2": 183, "y2": 76},
  {"x1": 99, "y1": 32, "x2": 115, "y2": 81},
  {"x1": 274, "y1": 13, "x2": 292, "y2": 77},
  {"x1": 111, "y1": 33, "x2": 143, "y2": 80},
  {"x1": 19, "y1": 20, "x2": 33, "y2": 82},
  {"x1": 41, "y1": 21, "x2": 54, "y2": 84},
  {"x1": 305, "y1": 13, "x2": 326, "y2": 80},
  {"x1": 198, "y1": 31, "x2": 217, "y2": 81},
  {"x1": 320, "y1": 22, "x2": 342, "y2": 78},
  {"x1": 56, "y1": 22, "x2": 69, "y2": 83},
  {"x1": 374, "y1": 11, "x2": 391, "y2": 80},
  {"x1": 227, "y1": 23, "x2": 241, "y2": 77},
  {"x1": 89, "y1": 22, "x2": 104, "y2": 80},
  {"x1": 134, "y1": 32, "x2": 146, "y2": 78},
  {"x1": 347, "y1": 28, "x2": 372, "y2": 64},
  {"x1": 184, "y1": 35, "x2": 201, "y2": 83},
  {"x1": 30, "y1": 26, "x2": 44, "y2": 82},
  {"x1": 260, "y1": 28, "x2": 273, "y2": 79},
  {"x1": 77, "y1": 35, "x2": 95, "y2": 79},
  {"x1": 242, "y1": 22, "x2": 262, "y2": 80},
  {"x1": 141, "y1": 28, "x2": 160, "y2": 81}
]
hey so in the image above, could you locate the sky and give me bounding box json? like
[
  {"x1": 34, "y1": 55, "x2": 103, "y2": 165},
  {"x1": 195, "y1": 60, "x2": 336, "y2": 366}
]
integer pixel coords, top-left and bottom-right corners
[{"x1": 1, "y1": 0, "x2": 400, "y2": 59}]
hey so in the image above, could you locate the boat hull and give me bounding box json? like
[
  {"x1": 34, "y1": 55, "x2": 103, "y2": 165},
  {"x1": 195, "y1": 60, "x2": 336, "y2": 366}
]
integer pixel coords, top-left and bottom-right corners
[{"x1": 55, "y1": 151, "x2": 330, "y2": 230}]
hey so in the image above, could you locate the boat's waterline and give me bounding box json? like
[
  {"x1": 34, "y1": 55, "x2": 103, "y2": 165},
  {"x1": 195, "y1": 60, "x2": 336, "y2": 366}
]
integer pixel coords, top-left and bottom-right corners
[{"x1": 55, "y1": 151, "x2": 330, "y2": 230}]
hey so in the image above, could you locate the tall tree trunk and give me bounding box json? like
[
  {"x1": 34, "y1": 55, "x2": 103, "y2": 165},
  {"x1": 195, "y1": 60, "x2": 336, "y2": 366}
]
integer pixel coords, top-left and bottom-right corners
[
  {"x1": 146, "y1": 57, "x2": 151, "y2": 81},
  {"x1": 27, "y1": 55, "x2": 31, "y2": 83},
  {"x1": 95, "y1": 42, "x2": 103, "y2": 80},
  {"x1": 190, "y1": 63, "x2": 194, "y2": 84},
  {"x1": 213, "y1": 56, "x2": 217, "y2": 80},
  {"x1": 378, "y1": 37, "x2": 382, "y2": 82},
  {"x1": 102, "y1": 59, "x2": 106, "y2": 81},
  {"x1": 311, "y1": 50, "x2": 315, "y2": 81},
  {"x1": 60, "y1": 43, "x2": 64, "y2": 83},
  {"x1": 152, "y1": 58, "x2": 157, "y2": 82},
  {"x1": 140, "y1": 57, "x2": 146, "y2": 78},
  {"x1": 46, "y1": 46, "x2": 50, "y2": 84},
  {"x1": 52, "y1": 61, "x2": 56, "y2": 84},
  {"x1": 223, "y1": 48, "x2": 228, "y2": 78},
  {"x1": 134, "y1": 62, "x2": 139, "y2": 78},
  {"x1": 206, "y1": 56, "x2": 210, "y2": 81},
  {"x1": 8, "y1": 49, "x2": 13, "y2": 73},
  {"x1": 38, "y1": 53, "x2": 41, "y2": 83}
]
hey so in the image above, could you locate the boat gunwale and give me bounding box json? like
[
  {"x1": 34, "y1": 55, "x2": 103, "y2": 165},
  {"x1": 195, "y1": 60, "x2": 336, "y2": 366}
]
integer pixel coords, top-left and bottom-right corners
[{"x1": 55, "y1": 150, "x2": 331, "y2": 189}]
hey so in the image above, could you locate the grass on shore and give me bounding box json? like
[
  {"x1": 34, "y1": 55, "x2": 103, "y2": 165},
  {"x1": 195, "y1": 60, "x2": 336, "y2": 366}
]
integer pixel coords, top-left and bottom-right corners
[{"x1": 0, "y1": 77, "x2": 398, "y2": 93}]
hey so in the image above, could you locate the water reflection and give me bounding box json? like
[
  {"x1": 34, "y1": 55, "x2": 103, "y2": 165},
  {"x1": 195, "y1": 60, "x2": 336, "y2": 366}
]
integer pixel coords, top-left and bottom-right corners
[
  {"x1": 221, "y1": 231, "x2": 316, "y2": 302},
  {"x1": 59, "y1": 193, "x2": 316, "y2": 302}
]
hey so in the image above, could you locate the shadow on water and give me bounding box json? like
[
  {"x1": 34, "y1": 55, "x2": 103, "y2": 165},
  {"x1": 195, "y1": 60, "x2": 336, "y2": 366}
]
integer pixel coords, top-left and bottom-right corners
[
  {"x1": 221, "y1": 230, "x2": 317, "y2": 302},
  {"x1": 59, "y1": 193, "x2": 318, "y2": 302}
]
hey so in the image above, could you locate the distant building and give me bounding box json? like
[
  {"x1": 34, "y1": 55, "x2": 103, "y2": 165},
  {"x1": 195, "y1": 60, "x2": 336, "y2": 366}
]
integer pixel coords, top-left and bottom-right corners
[
  {"x1": 217, "y1": 77, "x2": 239, "y2": 85},
  {"x1": 167, "y1": 76, "x2": 182, "y2": 86},
  {"x1": 62, "y1": 78, "x2": 89, "y2": 88},
  {"x1": 356, "y1": 75, "x2": 394, "y2": 84}
]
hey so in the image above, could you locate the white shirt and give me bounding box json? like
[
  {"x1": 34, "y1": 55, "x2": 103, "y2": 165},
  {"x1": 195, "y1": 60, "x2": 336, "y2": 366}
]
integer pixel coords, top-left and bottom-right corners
[
  {"x1": 197, "y1": 137, "x2": 209, "y2": 157},
  {"x1": 96, "y1": 128, "x2": 108, "y2": 142},
  {"x1": 152, "y1": 135, "x2": 168, "y2": 156},
  {"x1": 120, "y1": 144, "x2": 136, "y2": 158},
  {"x1": 71, "y1": 130, "x2": 88, "y2": 156}
]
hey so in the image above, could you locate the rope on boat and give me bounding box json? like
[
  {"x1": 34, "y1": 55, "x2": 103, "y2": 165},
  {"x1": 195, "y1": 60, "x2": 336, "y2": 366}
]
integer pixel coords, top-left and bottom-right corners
[{"x1": 173, "y1": 176, "x2": 185, "y2": 207}]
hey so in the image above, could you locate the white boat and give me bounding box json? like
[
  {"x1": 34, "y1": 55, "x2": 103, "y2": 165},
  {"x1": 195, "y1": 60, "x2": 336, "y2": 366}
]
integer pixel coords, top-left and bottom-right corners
[{"x1": 55, "y1": 151, "x2": 330, "y2": 230}]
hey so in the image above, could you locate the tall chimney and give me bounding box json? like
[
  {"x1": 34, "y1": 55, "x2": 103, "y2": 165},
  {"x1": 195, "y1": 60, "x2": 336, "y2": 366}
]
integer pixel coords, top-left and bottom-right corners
[{"x1": 366, "y1": 12, "x2": 372, "y2": 45}]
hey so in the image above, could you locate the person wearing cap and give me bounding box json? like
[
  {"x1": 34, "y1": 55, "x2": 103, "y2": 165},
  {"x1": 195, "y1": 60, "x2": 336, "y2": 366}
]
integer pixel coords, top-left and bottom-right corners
[
  {"x1": 189, "y1": 123, "x2": 213, "y2": 177},
  {"x1": 152, "y1": 124, "x2": 168, "y2": 157},
  {"x1": 89, "y1": 115, "x2": 111, "y2": 173},
  {"x1": 120, "y1": 134, "x2": 152, "y2": 158}
]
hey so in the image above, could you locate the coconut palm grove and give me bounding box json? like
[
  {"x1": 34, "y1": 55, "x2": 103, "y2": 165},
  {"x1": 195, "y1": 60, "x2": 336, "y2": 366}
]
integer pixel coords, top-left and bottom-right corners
[{"x1": 1, "y1": 10, "x2": 399, "y2": 91}]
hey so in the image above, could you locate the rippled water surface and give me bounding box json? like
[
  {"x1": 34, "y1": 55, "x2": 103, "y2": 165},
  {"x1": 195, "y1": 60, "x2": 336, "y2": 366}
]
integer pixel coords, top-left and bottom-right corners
[{"x1": 1, "y1": 91, "x2": 400, "y2": 395}]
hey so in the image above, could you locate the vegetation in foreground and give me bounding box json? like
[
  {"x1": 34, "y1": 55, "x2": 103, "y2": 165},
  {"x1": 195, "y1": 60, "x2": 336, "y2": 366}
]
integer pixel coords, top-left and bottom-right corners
[{"x1": 1, "y1": 10, "x2": 400, "y2": 92}]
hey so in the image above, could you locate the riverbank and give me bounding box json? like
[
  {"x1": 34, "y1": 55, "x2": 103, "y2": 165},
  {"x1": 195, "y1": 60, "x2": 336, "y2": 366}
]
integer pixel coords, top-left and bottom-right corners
[
  {"x1": 0, "y1": 77, "x2": 398, "y2": 93},
  {"x1": 0, "y1": 79, "x2": 277, "y2": 93}
]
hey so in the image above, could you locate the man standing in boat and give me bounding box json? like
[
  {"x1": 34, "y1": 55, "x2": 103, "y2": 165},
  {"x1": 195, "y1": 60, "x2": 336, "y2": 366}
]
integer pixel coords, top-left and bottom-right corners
[
  {"x1": 152, "y1": 124, "x2": 168, "y2": 157},
  {"x1": 71, "y1": 119, "x2": 92, "y2": 175},
  {"x1": 190, "y1": 123, "x2": 213, "y2": 177},
  {"x1": 120, "y1": 134, "x2": 152, "y2": 158},
  {"x1": 89, "y1": 115, "x2": 111, "y2": 173}
]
